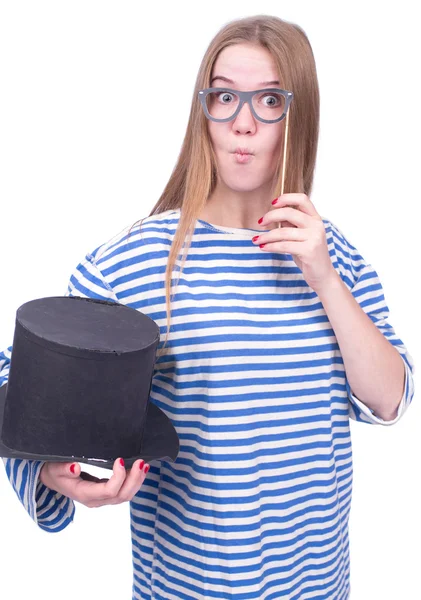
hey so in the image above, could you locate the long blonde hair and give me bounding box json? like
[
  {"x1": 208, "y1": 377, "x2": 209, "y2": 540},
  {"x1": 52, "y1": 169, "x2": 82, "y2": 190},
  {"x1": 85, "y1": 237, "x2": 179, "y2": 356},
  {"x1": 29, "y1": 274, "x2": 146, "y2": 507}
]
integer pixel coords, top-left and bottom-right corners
[{"x1": 130, "y1": 14, "x2": 320, "y2": 360}]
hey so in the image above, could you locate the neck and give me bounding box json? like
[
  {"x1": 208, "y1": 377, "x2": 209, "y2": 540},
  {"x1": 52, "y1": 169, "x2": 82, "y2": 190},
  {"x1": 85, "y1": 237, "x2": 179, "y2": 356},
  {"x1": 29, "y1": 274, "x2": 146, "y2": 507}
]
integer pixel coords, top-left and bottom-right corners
[{"x1": 199, "y1": 180, "x2": 276, "y2": 230}]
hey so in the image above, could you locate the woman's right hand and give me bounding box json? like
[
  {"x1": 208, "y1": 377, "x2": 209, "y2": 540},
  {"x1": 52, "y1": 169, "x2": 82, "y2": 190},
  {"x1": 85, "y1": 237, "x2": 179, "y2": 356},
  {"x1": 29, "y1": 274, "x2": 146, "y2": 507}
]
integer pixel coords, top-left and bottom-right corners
[{"x1": 39, "y1": 458, "x2": 150, "y2": 508}]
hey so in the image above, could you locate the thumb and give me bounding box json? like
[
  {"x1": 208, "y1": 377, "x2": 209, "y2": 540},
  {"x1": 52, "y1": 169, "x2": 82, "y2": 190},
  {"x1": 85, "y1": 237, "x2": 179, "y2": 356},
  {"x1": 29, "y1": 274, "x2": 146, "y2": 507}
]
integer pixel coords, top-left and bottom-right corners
[
  {"x1": 40, "y1": 460, "x2": 80, "y2": 488},
  {"x1": 65, "y1": 461, "x2": 81, "y2": 477}
]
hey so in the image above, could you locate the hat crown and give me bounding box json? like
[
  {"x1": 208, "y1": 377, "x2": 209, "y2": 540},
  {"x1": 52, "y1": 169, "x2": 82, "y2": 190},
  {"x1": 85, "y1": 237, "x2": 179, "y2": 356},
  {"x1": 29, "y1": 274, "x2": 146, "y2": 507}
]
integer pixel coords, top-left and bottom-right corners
[{"x1": 1, "y1": 296, "x2": 160, "y2": 461}]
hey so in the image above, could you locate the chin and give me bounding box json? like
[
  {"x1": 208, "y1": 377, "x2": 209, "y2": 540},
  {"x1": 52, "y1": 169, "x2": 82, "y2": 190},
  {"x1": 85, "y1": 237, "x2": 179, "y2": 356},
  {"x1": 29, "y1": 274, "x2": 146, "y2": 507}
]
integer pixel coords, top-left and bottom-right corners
[
  {"x1": 222, "y1": 176, "x2": 264, "y2": 192},
  {"x1": 217, "y1": 166, "x2": 260, "y2": 186}
]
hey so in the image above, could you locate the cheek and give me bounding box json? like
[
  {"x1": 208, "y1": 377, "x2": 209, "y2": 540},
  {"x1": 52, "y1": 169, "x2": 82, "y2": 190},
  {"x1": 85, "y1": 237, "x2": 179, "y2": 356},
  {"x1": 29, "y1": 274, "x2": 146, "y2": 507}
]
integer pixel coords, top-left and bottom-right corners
[
  {"x1": 267, "y1": 126, "x2": 284, "y2": 151},
  {"x1": 207, "y1": 122, "x2": 219, "y2": 141},
  {"x1": 208, "y1": 125, "x2": 229, "y2": 154},
  {"x1": 267, "y1": 128, "x2": 284, "y2": 164}
]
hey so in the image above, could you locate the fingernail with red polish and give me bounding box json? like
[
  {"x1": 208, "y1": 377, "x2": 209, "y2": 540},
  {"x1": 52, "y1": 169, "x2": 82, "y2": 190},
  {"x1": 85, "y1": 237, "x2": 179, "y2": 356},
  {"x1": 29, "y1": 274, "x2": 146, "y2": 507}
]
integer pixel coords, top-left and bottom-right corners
[
  {"x1": 271, "y1": 198, "x2": 278, "y2": 205},
  {"x1": 259, "y1": 244, "x2": 266, "y2": 248},
  {"x1": 70, "y1": 464, "x2": 75, "y2": 474},
  {"x1": 139, "y1": 460, "x2": 145, "y2": 470},
  {"x1": 252, "y1": 235, "x2": 259, "y2": 242},
  {"x1": 144, "y1": 464, "x2": 150, "y2": 474},
  {"x1": 120, "y1": 458, "x2": 125, "y2": 467},
  {"x1": 258, "y1": 217, "x2": 263, "y2": 224}
]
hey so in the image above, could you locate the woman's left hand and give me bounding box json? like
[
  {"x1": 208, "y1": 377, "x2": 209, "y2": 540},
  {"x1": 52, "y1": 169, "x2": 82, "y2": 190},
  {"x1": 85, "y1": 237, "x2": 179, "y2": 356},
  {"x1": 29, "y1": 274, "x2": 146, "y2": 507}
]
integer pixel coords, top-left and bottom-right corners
[{"x1": 253, "y1": 193, "x2": 338, "y2": 293}]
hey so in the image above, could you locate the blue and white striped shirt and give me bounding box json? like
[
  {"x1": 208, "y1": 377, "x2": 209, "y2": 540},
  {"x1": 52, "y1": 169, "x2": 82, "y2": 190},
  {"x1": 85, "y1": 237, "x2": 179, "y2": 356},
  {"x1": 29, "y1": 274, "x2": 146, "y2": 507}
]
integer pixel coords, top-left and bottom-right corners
[{"x1": 1, "y1": 208, "x2": 415, "y2": 599}]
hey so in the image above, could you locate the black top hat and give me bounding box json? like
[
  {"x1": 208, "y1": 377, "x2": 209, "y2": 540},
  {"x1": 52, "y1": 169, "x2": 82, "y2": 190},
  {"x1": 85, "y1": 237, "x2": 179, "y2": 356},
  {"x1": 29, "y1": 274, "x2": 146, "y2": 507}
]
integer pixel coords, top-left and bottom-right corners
[{"x1": 0, "y1": 296, "x2": 179, "y2": 469}]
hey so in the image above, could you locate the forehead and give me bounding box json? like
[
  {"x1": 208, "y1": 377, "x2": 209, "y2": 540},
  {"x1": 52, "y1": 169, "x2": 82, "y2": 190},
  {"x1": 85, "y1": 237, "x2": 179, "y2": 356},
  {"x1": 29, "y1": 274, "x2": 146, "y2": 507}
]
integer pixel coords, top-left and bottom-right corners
[{"x1": 211, "y1": 44, "x2": 279, "y2": 88}]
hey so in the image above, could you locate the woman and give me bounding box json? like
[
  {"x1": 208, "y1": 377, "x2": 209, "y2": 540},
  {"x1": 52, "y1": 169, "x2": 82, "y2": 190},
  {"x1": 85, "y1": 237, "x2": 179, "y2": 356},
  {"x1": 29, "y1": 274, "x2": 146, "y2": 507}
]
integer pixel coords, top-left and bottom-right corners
[{"x1": 0, "y1": 14, "x2": 415, "y2": 600}]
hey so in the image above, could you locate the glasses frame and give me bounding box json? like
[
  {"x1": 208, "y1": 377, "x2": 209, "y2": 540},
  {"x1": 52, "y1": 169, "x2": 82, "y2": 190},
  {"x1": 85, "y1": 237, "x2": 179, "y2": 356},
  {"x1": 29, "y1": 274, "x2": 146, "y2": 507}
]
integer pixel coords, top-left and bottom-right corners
[{"x1": 198, "y1": 87, "x2": 294, "y2": 124}]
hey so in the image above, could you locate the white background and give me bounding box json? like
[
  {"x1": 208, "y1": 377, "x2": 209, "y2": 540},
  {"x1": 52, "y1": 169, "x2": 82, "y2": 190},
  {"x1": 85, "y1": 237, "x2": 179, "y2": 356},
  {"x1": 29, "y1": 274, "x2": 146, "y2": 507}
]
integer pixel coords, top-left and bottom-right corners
[{"x1": 0, "y1": 2, "x2": 419, "y2": 599}]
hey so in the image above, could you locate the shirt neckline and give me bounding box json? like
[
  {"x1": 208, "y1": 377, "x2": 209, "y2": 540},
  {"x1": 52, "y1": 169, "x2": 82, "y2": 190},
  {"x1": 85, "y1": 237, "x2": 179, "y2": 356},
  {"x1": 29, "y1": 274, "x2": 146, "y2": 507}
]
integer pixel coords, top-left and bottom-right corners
[
  {"x1": 171, "y1": 208, "x2": 269, "y2": 237},
  {"x1": 197, "y1": 219, "x2": 269, "y2": 236}
]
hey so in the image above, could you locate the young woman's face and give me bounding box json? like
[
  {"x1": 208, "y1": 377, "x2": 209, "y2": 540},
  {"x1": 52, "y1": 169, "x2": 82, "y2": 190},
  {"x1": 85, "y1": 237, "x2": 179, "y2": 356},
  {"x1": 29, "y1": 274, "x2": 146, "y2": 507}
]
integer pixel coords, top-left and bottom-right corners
[{"x1": 207, "y1": 43, "x2": 285, "y2": 193}]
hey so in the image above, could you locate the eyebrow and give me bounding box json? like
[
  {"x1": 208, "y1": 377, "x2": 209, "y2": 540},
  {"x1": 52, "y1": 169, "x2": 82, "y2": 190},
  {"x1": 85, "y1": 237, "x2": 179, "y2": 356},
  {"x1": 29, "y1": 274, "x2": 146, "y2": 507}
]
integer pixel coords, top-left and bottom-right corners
[{"x1": 210, "y1": 75, "x2": 280, "y2": 86}]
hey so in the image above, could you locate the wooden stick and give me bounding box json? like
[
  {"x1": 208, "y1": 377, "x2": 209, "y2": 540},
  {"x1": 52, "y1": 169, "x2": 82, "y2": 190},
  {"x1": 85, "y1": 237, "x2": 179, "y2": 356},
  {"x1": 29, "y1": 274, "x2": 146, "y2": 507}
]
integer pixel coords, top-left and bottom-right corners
[{"x1": 278, "y1": 107, "x2": 290, "y2": 229}]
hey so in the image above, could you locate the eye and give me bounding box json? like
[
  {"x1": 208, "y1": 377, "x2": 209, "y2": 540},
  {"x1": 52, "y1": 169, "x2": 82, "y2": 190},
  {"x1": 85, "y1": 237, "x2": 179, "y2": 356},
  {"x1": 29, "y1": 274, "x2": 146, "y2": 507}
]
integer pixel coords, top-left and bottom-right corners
[
  {"x1": 217, "y1": 91, "x2": 235, "y2": 104},
  {"x1": 261, "y1": 94, "x2": 282, "y2": 107}
]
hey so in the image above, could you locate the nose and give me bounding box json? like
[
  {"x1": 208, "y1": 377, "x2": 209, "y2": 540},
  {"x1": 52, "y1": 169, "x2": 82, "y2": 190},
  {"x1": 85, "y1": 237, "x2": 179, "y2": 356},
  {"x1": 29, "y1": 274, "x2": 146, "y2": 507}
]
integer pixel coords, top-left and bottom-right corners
[{"x1": 232, "y1": 99, "x2": 257, "y2": 131}]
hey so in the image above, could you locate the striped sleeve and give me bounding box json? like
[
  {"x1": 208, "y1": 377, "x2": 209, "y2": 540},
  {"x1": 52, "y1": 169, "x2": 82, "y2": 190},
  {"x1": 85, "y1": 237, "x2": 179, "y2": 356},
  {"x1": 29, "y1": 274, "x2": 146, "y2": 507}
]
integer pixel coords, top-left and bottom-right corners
[
  {"x1": 327, "y1": 220, "x2": 415, "y2": 426},
  {"x1": 0, "y1": 346, "x2": 11, "y2": 382},
  {"x1": 1, "y1": 250, "x2": 119, "y2": 531},
  {"x1": 65, "y1": 250, "x2": 119, "y2": 301}
]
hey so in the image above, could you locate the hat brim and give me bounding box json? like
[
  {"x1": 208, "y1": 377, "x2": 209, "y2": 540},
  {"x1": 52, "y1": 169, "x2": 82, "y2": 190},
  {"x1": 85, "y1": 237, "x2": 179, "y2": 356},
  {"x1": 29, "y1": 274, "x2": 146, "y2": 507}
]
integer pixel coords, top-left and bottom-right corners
[{"x1": 0, "y1": 383, "x2": 179, "y2": 469}]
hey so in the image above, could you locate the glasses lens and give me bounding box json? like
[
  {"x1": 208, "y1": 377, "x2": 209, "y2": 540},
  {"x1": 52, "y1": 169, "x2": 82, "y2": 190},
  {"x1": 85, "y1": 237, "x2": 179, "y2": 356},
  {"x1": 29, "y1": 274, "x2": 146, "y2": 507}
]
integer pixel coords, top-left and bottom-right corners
[{"x1": 205, "y1": 90, "x2": 286, "y2": 121}]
